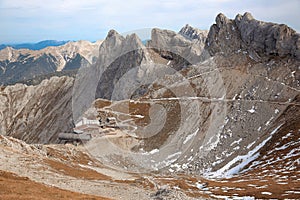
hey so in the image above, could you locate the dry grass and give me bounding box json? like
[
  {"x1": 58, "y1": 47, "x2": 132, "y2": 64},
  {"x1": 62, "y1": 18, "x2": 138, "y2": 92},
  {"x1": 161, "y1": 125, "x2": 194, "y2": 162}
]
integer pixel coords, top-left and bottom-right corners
[
  {"x1": 44, "y1": 159, "x2": 111, "y2": 181},
  {"x1": 94, "y1": 99, "x2": 112, "y2": 109},
  {"x1": 128, "y1": 101, "x2": 151, "y2": 125},
  {"x1": 0, "y1": 170, "x2": 110, "y2": 200},
  {"x1": 115, "y1": 177, "x2": 156, "y2": 190}
]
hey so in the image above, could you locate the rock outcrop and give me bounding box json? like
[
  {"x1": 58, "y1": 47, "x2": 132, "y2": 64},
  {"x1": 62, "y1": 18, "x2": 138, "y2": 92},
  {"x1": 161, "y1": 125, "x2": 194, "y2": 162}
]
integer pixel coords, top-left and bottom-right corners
[
  {"x1": 148, "y1": 27, "x2": 207, "y2": 64},
  {"x1": 206, "y1": 12, "x2": 300, "y2": 60},
  {"x1": 0, "y1": 76, "x2": 74, "y2": 143}
]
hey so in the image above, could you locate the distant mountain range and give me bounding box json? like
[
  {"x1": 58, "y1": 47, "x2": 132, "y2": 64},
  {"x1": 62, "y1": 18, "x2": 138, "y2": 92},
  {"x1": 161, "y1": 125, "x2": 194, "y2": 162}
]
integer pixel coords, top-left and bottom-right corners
[
  {"x1": 0, "y1": 40, "x2": 102, "y2": 85},
  {"x1": 0, "y1": 40, "x2": 69, "y2": 51}
]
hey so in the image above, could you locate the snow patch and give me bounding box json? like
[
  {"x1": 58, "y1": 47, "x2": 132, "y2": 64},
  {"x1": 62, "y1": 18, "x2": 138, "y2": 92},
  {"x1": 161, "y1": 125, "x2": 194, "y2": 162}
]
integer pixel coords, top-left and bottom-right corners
[
  {"x1": 247, "y1": 106, "x2": 256, "y2": 113},
  {"x1": 265, "y1": 117, "x2": 274, "y2": 126},
  {"x1": 183, "y1": 128, "x2": 199, "y2": 144},
  {"x1": 282, "y1": 132, "x2": 292, "y2": 139},
  {"x1": 247, "y1": 141, "x2": 256, "y2": 149},
  {"x1": 142, "y1": 148, "x2": 159, "y2": 155},
  {"x1": 205, "y1": 124, "x2": 283, "y2": 178},
  {"x1": 232, "y1": 94, "x2": 238, "y2": 100},
  {"x1": 196, "y1": 182, "x2": 206, "y2": 189},
  {"x1": 167, "y1": 152, "x2": 181, "y2": 160},
  {"x1": 133, "y1": 114, "x2": 144, "y2": 118},
  {"x1": 230, "y1": 138, "x2": 242, "y2": 146},
  {"x1": 261, "y1": 191, "x2": 272, "y2": 195}
]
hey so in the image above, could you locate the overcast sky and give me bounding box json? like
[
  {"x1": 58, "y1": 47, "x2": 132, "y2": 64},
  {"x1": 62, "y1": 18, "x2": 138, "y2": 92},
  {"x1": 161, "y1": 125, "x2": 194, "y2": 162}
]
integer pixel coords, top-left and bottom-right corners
[{"x1": 0, "y1": 0, "x2": 299, "y2": 43}]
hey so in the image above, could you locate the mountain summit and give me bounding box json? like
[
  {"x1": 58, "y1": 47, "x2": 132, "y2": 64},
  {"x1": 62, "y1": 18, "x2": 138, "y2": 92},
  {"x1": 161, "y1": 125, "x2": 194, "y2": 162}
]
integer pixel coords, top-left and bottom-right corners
[{"x1": 206, "y1": 12, "x2": 300, "y2": 60}]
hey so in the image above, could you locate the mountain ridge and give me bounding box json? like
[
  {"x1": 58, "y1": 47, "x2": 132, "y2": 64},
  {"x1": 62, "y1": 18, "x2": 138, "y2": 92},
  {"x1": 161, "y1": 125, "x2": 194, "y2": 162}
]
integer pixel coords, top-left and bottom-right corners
[
  {"x1": 205, "y1": 12, "x2": 300, "y2": 60},
  {"x1": 0, "y1": 40, "x2": 102, "y2": 85},
  {"x1": 0, "y1": 40, "x2": 69, "y2": 51}
]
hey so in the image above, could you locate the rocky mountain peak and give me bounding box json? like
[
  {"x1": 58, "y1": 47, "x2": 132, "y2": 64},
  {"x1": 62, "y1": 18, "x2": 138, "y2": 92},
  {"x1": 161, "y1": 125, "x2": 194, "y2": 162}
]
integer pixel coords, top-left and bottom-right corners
[
  {"x1": 99, "y1": 30, "x2": 146, "y2": 56},
  {"x1": 0, "y1": 46, "x2": 14, "y2": 61},
  {"x1": 151, "y1": 28, "x2": 178, "y2": 43},
  {"x1": 179, "y1": 24, "x2": 208, "y2": 41},
  {"x1": 99, "y1": 30, "x2": 125, "y2": 53},
  {"x1": 149, "y1": 27, "x2": 194, "y2": 51},
  {"x1": 215, "y1": 13, "x2": 230, "y2": 28},
  {"x1": 242, "y1": 12, "x2": 254, "y2": 20},
  {"x1": 205, "y1": 12, "x2": 300, "y2": 60},
  {"x1": 94, "y1": 30, "x2": 149, "y2": 99},
  {"x1": 125, "y1": 33, "x2": 145, "y2": 49},
  {"x1": 235, "y1": 13, "x2": 243, "y2": 21},
  {"x1": 107, "y1": 29, "x2": 119, "y2": 38}
]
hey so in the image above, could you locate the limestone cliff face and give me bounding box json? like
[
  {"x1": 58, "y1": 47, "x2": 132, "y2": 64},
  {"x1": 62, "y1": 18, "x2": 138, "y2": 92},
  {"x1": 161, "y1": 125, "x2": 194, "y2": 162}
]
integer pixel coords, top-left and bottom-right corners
[
  {"x1": 205, "y1": 12, "x2": 300, "y2": 60},
  {"x1": 95, "y1": 30, "x2": 149, "y2": 100},
  {"x1": 94, "y1": 25, "x2": 207, "y2": 101},
  {"x1": 0, "y1": 76, "x2": 74, "y2": 143},
  {"x1": 147, "y1": 27, "x2": 207, "y2": 64},
  {"x1": 72, "y1": 30, "x2": 151, "y2": 121}
]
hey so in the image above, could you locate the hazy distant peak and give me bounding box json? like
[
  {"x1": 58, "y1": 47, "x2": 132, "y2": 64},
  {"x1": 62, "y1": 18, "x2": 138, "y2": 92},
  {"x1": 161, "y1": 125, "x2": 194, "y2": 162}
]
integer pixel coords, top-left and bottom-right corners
[{"x1": 0, "y1": 40, "x2": 69, "y2": 51}]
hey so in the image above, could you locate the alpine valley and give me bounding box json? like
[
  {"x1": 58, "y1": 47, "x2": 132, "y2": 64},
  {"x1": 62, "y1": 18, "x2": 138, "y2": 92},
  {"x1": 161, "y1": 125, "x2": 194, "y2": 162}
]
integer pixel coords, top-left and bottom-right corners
[{"x1": 0, "y1": 13, "x2": 299, "y2": 200}]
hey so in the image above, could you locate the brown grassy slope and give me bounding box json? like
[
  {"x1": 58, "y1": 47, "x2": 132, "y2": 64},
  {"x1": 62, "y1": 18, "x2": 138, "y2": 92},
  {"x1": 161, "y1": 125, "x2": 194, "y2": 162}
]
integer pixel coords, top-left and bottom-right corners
[{"x1": 0, "y1": 170, "x2": 110, "y2": 200}]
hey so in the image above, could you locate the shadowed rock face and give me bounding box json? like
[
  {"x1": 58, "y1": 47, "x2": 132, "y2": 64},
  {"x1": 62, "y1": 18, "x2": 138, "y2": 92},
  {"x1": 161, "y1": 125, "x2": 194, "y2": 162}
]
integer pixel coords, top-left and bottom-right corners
[
  {"x1": 0, "y1": 76, "x2": 74, "y2": 143},
  {"x1": 93, "y1": 28, "x2": 195, "y2": 101},
  {"x1": 95, "y1": 31, "x2": 149, "y2": 100},
  {"x1": 206, "y1": 12, "x2": 300, "y2": 60}
]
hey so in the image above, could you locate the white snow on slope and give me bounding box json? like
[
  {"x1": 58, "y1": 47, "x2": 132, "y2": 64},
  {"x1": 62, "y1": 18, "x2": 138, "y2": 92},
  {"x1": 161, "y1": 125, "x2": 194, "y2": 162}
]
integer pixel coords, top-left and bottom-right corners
[
  {"x1": 230, "y1": 138, "x2": 242, "y2": 146},
  {"x1": 205, "y1": 124, "x2": 283, "y2": 178},
  {"x1": 247, "y1": 106, "x2": 256, "y2": 113},
  {"x1": 183, "y1": 128, "x2": 199, "y2": 144},
  {"x1": 247, "y1": 141, "x2": 256, "y2": 149}
]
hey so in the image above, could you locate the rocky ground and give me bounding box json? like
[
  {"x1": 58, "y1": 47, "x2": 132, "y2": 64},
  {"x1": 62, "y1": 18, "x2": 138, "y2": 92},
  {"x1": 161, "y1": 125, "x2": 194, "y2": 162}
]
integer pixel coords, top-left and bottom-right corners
[{"x1": 0, "y1": 132, "x2": 299, "y2": 199}]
